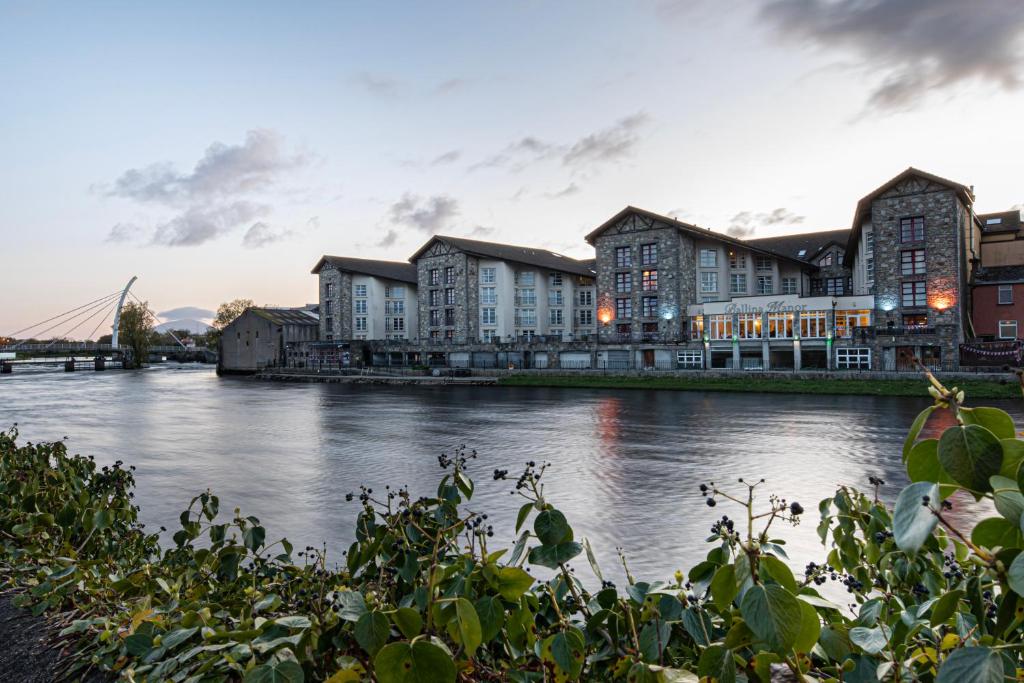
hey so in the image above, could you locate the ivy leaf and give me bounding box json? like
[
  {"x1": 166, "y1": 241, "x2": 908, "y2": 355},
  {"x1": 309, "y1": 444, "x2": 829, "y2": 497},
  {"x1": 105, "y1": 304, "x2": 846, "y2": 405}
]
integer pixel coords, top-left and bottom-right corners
[
  {"x1": 528, "y1": 542, "x2": 582, "y2": 569},
  {"x1": 892, "y1": 482, "x2": 939, "y2": 553},
  {"x1": 374, "y1": 640, "x2": 456, "y2": 683},
  {"x1": 849, "y1": 625, "x2": 890, "y2": 655},
  {"x1": 961, "y1": 407, "x2": 1017, "y2": 440},
  {"x1": 453, "y1": 598, "x2": 482, "y2": 657},
  {"x1": 243, "y1": 661, "x2": 305, "y2": 683},
  {"x1": 534, "y1": 509, "x2": 571, "y2": 546},
  {"x1": 938, "y1": 425, "x2": 1003, "y2": 493},
  {"x1": 335, "y1": 591, "x2": 367, "y2": 622},
  {"x1": 243, "y1": 525, "x2": 266, "y2": 552},
  {"x1": 494, "y1": 566, "x2": 534, "y2": 601},
  {"x1": 739, "y1": 584, "x2": 801, "y2": 654},
  {"x1": 710, "y1": 565, "x2": 738, "y2": 611},
  {"x1": 541, "y1": 628, "x2": 585, "y2": 679},
  {"x1": 972, "y1": 517, "x2": 1021, "y2": 549},
  {"x1": 515, "y1": 503, "x2": 533, "y2": 533},
  {"x1": 930, "y1": 589, "x2": 964, "y2": 626},
  {"x1": 474, "y1": 596, "x2": 504, "y2": 643},
  {"x1": 903, "y1": 405, "x2": 937, "y2": 462},
  {"x1": 1006, "y1": 553, "x2": 1024, "y2": 597},
  {"x1": 936, "y1": 647, "x2": 1006, "y2": 683},
  {"x1": 354, "y1": 611, "x2": 390, "y2": 656},
  {"x1": 793, "y1": 600, "x2": 820, "y2": 655},
  {"x1": 638, "y1": 619, "x2": 672, "y2": 663},
  {"x1": 990, "y1": 476, "x2": 1024, "y2": 523},
  {"x1": 697, "y1": 645, "x2": 735, "y2": 683},
  {"x1": 390, "y1": 608, "x2": 422, "y2": 639},
  {"x1": 906, "y1": 438, "x2": 958, "y2": 498}
]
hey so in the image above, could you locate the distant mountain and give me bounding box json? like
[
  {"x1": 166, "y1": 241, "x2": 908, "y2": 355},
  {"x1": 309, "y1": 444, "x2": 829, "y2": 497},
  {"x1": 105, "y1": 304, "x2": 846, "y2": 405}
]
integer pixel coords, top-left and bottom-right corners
[{"x1": 155, "y1": 318, "x2": 214, "y2": 334}]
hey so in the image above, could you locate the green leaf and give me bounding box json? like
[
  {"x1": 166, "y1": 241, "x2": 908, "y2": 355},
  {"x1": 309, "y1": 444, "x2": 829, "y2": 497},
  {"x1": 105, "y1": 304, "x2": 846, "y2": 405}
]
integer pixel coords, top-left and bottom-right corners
[
  {"x1": 907, "y1": 438, "x2": 958, "y2": 498},
  {"x1": 972, "y1": 517, "x2": 1021, "y2": 549},
  {"x1": 355, "y1": 611, "x2": 390, "y2": 656},
  {"x1": 254, "y1": 593, "x2": 281, "y2": 614},
  {"x1": 542, "y1": 628, "x2": 585, "y2": 679},
  {"x1": 1001, "y1": 439, "x2": 1024, "y2": 480},
  {"x1": 534, "y1": 509, "x2": 571, "y2": 546},
  {"x1": 849, "y1": 625, "x2": 889, "y2": 655},
  {"x1": 930, "y1": 589, "x2": 964, "y2": 626},
  {"x1": 759, "y1": 555, "x2": 797, "y2": 593},
  {"x1": 160, "y1": 626, "x2": 198, "y2": 651},
  {"x1": 710, "y1": 564, "x2": 738, "y2": 611},
  {"x1": 991, "y1": 475, "x2": 1024, "y2": 523},
  {"x1": 697, "y1": 645, "x2": 735, "y2": 683},
  {"x1": 903, "y1": 405, "x2": 937, "y2": 462},
  {"x1": 681, "y1": 608, "x2": 712, "y2": 646},
  {"x1": 892, "y1": 482, "x2": 939, "y2": 553},
  {"x1": 962, "y1": 407, "x2": 1017, "y2": 440},
  {"x1": 243, "y1": 661, "x2": 305, "y2": 683},
  {"x1": 374, "y1": 640, "x2": 456, "y2": 683},
  {"x1": 453, "y1": 598, "x2": 482, "y2": 657},
  {"x1": 794, "y1": 600, "x2": 820, "y2": 655},
  {"x1": 515, "y1": 503, "x2": 533, "y2": 533},
  {"x1": 335, "y1": 591, "x2": 367, "y2": 621},
  {"x1": 528, "y1": 541, "x2": 582, "y2": 569},
  {"x1": 1007, "y1": 553, "x2": 1024, "y2": 597},
  {"x1": 639, "y1": 620, "x2": 672, "y2": 663},
  {"x1": 391, "y1": 608, "x2": 422, "y2": 639},
  {"x1": 739, "y1": 584, "x2": 802, "y2": 654},
  {"x1": 938, "y1": 424, "x2": 1003, "y2": 493},
  {"x1": 93, "y1": 508, "x2": 113, "y2": 530},
  {"x1": 583, "y1": 538, "x2": 603, "y2": 583},
  {"x1": 275, "y1": 615, "x2": 311, "y2": 629},
  {"x1": 509, "y1": 530, "x2": 529, "y2": 566},
  {"x1": 474, "y1": 596, "x2": 504, "y2": 643},
  {"x1": 243, "y1": 525, "x2": 266, "y2": 551},
  {"x1": 936, "y1": 647, "x2": 1006, "y2": 683},
  {"x1": 494, "y1": 566, "x2": 534, "y2": 601}
]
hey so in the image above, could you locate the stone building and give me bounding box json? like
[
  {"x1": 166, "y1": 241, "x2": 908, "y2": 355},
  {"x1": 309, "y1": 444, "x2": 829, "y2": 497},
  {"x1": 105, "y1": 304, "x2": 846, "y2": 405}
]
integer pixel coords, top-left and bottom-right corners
[
  {"x1": 311, "y1": 256, "x2": 418, "y2": 342},
  {"x1": 218, "y1": 306, "x2": 319, "y2": 374}
]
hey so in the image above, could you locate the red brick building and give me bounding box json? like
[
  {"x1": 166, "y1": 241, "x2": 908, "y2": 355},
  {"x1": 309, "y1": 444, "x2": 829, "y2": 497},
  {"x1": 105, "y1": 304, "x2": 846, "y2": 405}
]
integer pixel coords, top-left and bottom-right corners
[{"x1": 973, "y1": 211, "x2": 1024, "y2": 340}]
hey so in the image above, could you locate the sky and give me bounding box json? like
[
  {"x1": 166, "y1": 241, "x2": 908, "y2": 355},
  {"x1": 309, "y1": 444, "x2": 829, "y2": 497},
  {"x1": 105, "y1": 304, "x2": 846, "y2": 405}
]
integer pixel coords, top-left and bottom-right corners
[{"x1": 2, "y1": 0, "x2": 1023, "y2": 335}]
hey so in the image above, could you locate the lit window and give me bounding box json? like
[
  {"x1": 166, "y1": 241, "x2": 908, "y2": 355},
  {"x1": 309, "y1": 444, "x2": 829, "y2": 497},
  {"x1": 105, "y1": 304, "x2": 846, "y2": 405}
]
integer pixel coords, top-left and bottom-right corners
[
  {"x1": 1000, "y1": 320, "x2": 1018, "y2": 339},
  {"x1": 835, "y1": 310, "x2": 871, "y2": 337},
  {"x1": 736, "y1": 313, "x2": 761, "y2": 338},
  {"x1": 642, "y1": 270, "x2": 658, "y2": 291},
  {"x1": 767, "y1": 312, "x2": 793, "y2": 339},
  {"x1": 690, "y1": 315, "x2": 704, "y2": 340},
  {"x1": 800, "y1": 311, "x2": 827, "y2": 338},
  {"x1": 903, "y1": 314, "x2": 928, "y2": 328},
  {"x1": 708, "y1": 314, "x2": 732, "y2": 339}
]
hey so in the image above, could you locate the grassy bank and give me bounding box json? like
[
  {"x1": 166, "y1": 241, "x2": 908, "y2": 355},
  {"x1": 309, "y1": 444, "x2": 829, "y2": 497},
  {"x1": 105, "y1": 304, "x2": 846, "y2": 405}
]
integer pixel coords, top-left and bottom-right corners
[{"x1": 497, "y1": 372, "x2": 1021, "y2": 398}]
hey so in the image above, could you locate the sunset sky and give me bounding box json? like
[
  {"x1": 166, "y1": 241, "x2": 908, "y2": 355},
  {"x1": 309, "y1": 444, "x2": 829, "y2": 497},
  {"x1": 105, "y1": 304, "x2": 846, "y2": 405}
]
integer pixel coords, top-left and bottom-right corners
[{"x1": 2, "y1": 1, "x2": 1023, "y2": 334}]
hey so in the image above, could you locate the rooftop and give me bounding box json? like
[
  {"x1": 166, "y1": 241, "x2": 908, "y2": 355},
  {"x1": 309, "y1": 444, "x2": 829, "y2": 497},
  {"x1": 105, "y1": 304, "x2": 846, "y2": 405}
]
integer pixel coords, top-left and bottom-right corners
[
  {"x1": 746, "y1": 228, "x2": 851, "y2": 262},
  {"x1": 974, "y1": 265, "x2": 1024, "y2": 284},
  {"x1": 978, "y1": 210, "x2": 1022, "y2": 235},
  {"x1": 409, "y1": 235, "x2": 596, "y2": 276},
  {"x1": 311, "y1": 255, "x2": 418, "y2": 284},
  {"x1": 249, "y1": 307, "x2": 320, "y2": 326}
]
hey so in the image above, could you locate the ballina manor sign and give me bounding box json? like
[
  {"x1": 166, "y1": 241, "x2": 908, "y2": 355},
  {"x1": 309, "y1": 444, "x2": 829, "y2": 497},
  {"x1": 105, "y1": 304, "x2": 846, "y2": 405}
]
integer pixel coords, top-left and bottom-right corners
[{"x1": 723, "y1": 301, "x2": 809, "y2": 314}]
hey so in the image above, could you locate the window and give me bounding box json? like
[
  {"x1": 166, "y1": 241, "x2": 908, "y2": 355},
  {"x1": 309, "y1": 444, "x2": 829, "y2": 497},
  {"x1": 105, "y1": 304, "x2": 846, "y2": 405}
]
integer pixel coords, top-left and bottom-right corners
[
  {"x1": 819, "y1": 252, "x2": 833, "y2": 267},
  {"x1": 445, "y1": 329, "x2": 454, "y2": 340},
  {"x1": 385, "y1": 300, "x2": 405, "y2": 315},
  {"x1": 429, "y1": 290, "x2": 441, "y2": 307},
  {"x1": 516, "y1": 271, "x2": 535, "y2": 286},
  {"x1": 797, "y1": 249, "x2": 807, "y2": 258},
  {"x1": 429, "y1": 310, "x2": 442, "y2": 326},
  {"x1": 708, "y1": 314, "x2": 732, "y2": 340},
  {"x1": 900, "y1": 216, "x2": 925, "y2": 242},
  {"x1": 480, "y1": 267, "x2": 496, "y2": 284},
  {"x1": 767, "y1": 313, "x2": 792, "y2": 339},
  {"x1": 701, "y1": 272, "x2": 718, "y2": 293},
  {"x1": 903, "y1": 314, "x2": 928, "y2": 328},
  {"x1": 901, "y1": 249, "x2": 926, "y2": 275},
  {"x1": 835, "y1": 310, "x2": 871, "y2": 337},
  {"x1": 642, "y1": 270, "x2": 658, "y2": 291},
  {"x1": 729, "y1": 252, "x2": 746, "y2": 269},
  {"x1": 385, "y1": 286, "x2": 405, "y2": 298},
  {"x1": 429, "y1": 269, "x2": 439, "y2": 286},
  {"x1": 354, "y1": 300, "x2": 367, "y2": 314},
  {"x1": 517, "y1": 288, "x2": 536, "y2": 306},
  {"x1": 578, "y1": 310, "x2": 593, "y2": 326},
  {"x1": 1000, "y1": 320, "x2": 1018, "y2": 339},
  {"x1": 616, "y1": 272, "x2": 632, "y2": 293},
  {"x1": 481, "y1": 308, "x2": 496, "y2": 325},
  {"x1": 480, "y1": 287, "x2": 496, "y2": 305},
  {"x1": 444, "y1": 267, "x2": 455, "y2": 285},
  {"x1": 430, "y1": 330, "x2": 440, "y2": 341},
  {"x1": 615, "y1": 246, "x2": 632, "y2": 268},
  {"x1": 550, "y1": 309, "x2": 564, "y2": 325},
  {"x1": 988, "y1": 217, "x2": 1004, "y2": 226},
  {"x1": 387, "y1": 317, "x2": 405, "y2": 332},
  {"x1": 756, "y1": 256, "x2": 772, "y2": 272},
  {"x1": 354, "y1": 284, "x2": 367, "y2": 297},
  {"x1": 800, "y1": 311, "x2": 827, "y2": 338},
  {"x1": 325, "y1": 316, "x2": 334, "y2": 331},
  {"x1": 355, "y1": 317, "x2": 367, "y2": 332},
  {"x1": 782, "y1": 277, "x2": 798, "y2": 295},
  {"x1": 902, "y1": 281, "x2": 927, "y2": 307},
  {"x1": 699, "y1": 249, "x2": 717, "y2": 268},
  {"x1": 825, "y1": 277, "x2": 846, "y2": 295},
  {"x1": 615, "y1": 298, "x2": 632, "y2": 319},
  {"x1": 737, "y1": 313, "x2": 761, "y2": 338},
  {"x1": 865, "y1": 230, "x2": 874, "y2": 285},
  {"x1": 730, "y1": 273, "x2": 747, "y2": 294},
  {"x1": 324, "y1": 282, "x2": 333, "y2": 297},
  {"x1": 578, "y1": 290, "x2": 593, "y2": 306},
  {"x1": 757, "y1": 276, "x2": 773, "y2": 295},
  {"x1": 836, "y1": 348, "x2": 871, "y2": 370},
  {"x1": 550, "y1": 272, "x2": 563, "y2": 287},
  {"x1": 640, "y1": 243, "x2": 657, "y2": 265},
  {"x1": 516, "y1": 309, "x2": 537, "y2": 327},
  {"x1": 690, "y1": 315, "x2": 704, "y2": 340},
  {"x1": 999, "y1": 285, "x2": 1014, "y2": 305},
  {"x1": 642, "y1": 296, "x2": 658, "y2": 317},
  {"x1": 444, "y1": 309, "x2": 455, "y2": 326},
  {"x1": 549, "y1": 290, "x2": 564, "y2": 306},
  {"x1": 677, "y1": 350, "x2": 703, "y2": 369},
  {"x1": 482, "y1": 329, "x2": 497, "y2": 342},
  {"x1": 616, "y1": 323, "x2": 632, "y2": 334},
  {"x1": 445, "y1": 288, "x2": 455, "y2": 305}
]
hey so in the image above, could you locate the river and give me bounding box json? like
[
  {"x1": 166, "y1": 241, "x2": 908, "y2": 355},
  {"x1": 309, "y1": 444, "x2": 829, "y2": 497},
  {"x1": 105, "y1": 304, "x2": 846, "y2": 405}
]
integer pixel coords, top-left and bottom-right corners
[{"x1": 0, "y1": 364, "x2": 1016, "y2": 584}]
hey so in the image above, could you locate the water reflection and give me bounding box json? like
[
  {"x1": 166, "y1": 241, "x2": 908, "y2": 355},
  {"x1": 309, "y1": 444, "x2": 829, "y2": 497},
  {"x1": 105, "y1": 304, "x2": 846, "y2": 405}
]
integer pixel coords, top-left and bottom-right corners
[{"x1": 0, "y1": 365, "x2": 1019, "y2": 585}]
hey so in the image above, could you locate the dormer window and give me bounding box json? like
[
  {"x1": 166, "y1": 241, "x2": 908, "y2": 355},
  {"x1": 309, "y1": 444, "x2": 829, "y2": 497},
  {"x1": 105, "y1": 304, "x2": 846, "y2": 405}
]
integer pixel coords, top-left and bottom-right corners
[
  {"x1": 987, "y1": 218, "x2": 1003, "y2": 225},
  {"x1": 819, "y1": 252, "x2": 833, "y2": 267},
  {"x1": 797, "y1": 249, "x2": 807, "y2": 258}
]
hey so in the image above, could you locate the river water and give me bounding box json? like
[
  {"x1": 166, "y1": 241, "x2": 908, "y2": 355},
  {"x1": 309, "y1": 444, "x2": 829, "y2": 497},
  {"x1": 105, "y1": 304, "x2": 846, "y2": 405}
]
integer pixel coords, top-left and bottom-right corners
[{"x1": 0, "y1": 365, "x2": 1017, "y2": 585}]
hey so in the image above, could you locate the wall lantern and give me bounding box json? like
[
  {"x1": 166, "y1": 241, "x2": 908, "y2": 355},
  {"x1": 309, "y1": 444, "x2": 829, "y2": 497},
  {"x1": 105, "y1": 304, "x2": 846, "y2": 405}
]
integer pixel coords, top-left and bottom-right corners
[{"x1": 878, "y1": 294, "x2": 898, "y2": 312}]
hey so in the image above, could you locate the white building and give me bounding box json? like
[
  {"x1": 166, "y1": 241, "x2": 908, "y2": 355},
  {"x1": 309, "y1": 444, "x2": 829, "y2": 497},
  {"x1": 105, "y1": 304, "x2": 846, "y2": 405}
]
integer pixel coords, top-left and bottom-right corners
[{"x1": 311, "y1": 256, "x2": 419, "y2": 342}]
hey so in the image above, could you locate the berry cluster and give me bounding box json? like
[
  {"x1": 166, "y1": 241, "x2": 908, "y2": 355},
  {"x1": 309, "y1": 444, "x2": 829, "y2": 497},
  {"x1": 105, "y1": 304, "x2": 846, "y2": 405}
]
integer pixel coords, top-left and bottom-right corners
[
  {"x1": 493, "y1": 468, "x2": 509, "y2": 480},
  {"x1": 710, "y1": 515, "x2": 735, "y2": 536},
  {"x1": 468, "y1": 513, "x2": 494, "y2": 537},
  {"x1": 942, "y1": 553, "x2": 966, "y2": 582},
  {"x1": 437, "y1": 445, "x2": 477, "y2": 470}
]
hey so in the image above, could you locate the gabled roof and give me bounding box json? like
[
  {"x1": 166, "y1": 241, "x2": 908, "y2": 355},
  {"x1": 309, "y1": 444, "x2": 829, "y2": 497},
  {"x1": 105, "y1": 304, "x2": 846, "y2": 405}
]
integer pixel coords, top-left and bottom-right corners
[
  {"x1": 248, "y1": 307, "x2": 319, "y2": 326},
  {"x1": 845, "y1": 167, "x2": 975, "y2": 264},
  {"x1": 409, "y1": 235, "x2": 596, "y2": 277},
  {"x1": 979, "y1": 210, "x2": 1022, "y2": 235},
  {"x1": 310, "y1": 256, "x2": 418, "y2": 284},
  {"x1": 584, "y1": 206, "x2": 812, "y2": 267},
  {"x1": 746, "y1": 229, "x2": 850, "y2": 262}
]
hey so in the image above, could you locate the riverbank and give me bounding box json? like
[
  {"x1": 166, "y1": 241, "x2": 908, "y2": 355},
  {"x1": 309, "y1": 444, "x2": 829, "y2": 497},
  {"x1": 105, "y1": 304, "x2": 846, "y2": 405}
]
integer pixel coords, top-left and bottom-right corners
[{"x1": 497, "y1": 372, "x2": 1020, "y2": 397}]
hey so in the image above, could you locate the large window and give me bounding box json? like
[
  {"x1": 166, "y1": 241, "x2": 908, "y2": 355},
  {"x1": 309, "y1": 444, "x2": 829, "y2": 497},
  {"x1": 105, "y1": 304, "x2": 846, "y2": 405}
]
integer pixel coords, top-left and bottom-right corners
[
  {"x1": 429, "y1": 310, "x2": 441, "y2": 326},
  {"x1": 819, "y1": 252, "x2": 833, "y2": 267},
  {"x1": 641, "y1": 296, "x2": 658, "y2": 317},
  {"x1": 615, "y1": 246, "x2": 631, "y2": 268},
  {"x1": 690, "y1": 315, "x2": 704, "y2": 340},
  {"x1": 782, "y1": 277, "x2": 798, "y2": 295},
  {"x1": 517, "y1": 288, "x2": 536, "y2": 306},
  {"x1": 324, "y1": 282, "x2": 333, "y2": 297},
  {"x1": 354, "y1": 284, "x2": 367, "y2": 297},
  {"x1": 387, "y1": 317, "x2": 405, "y2": 332},
  {"x1": 757, "y1": 276, "x2": 773, "y2": 295},
  {"x1": 480, "y1": 267, "x2": 496, "y2": 284},
  {"x1": 385, "y1": 300, "x2": 404, "y2": 315},
  {"x1": 550, "y1": 309, "x2": 564, "y2": 325},
  {"x1": 901, "y1": 249, "x2": 926, "y2": 275},
  {"x1": 999, "y1": 285, "x2": 1014, "y2": 305},
  {"x1": 385, "y1": 286, "x2": 405, "y2": 298},
  {"x1": 480, "y1": 287, "x2": 496, "y2": 305},
  {"x1": 708, "y1": 314, "x2": 732, "y2": 340},
  {"x1": 550, "y1": 272, "x2": 563, "y2": 287},
  {"x1": 429, "y1": 269, "x2": 439, "y2": 286},
  {"x1": 616, "y1": 272, "x2": 632, "y2": 293},
  {"x1": 429, "y1": 290, "x2": 441, "y2": 307},
  {"x1": 355, "y1": 317, "x2": 367, "y2": 332},
  {"x1": 640, "y1": 243, "x2": 657, "y2": 265},
  {"x1": 903, "y1": 314, "x2": 928, "y2": 328},
  {"x1": 729, "y1": 252, "x2": 746, "y2": 269},
  {"x1": 701, "y1": 272, "x2": 718, "y2": 293},
  {"x1": 516, "y1": 271, "x2": 535, "y2": 286},
  {"x1": 444, "y1": 267, "x2": 455, "y2": 285},
  {"x1": 615, "y1": 298, "x2": 632, "y2": 319},
  {"x1": 444, "y1": 309, "x2": 455, "y2": 326},
  {"x1": 767, "y1": 312, "x2": 793, "y2": 339},
  {"x1": 516, "y1": 309, "x2": 536, "y2": 327},
  {"x1": 677, "y1": 350, "x2": 703, "y2": 369},
  {"x1": 836, "y1": 348, "x2": 871, "y2": 370},
  {"x1": 325, "y1": 316, "x2": 334, "y2": 331},
  {"x1": 835, "y1": 310, "x2": 871, "y2": 337},
  {"x1": 825, "y1": 278, "x2": 846, "y2": 295},
  {"x1": 1000, "y1": 320, "x2": 1018, "y2": 339},
  {"x1": 902, "y1": 281, "x2": 927, "y2": 307},
  {"x1": 699, "y1": 249, "x2": 717, "y2": 268},
  {"x1": 579, "y1": 290, "x2": 593, "y2": 306},
  {"x1": 756, "y1": 256, "x2": 772, "y2": 272},
  {"x1": 736, "y1": 313, "x2": 761, "y2": 339},
  {"x1": 355, "y1": 300, "x2": 367, "y2": 315},
  {"x1": 481, "y1": 308, "x2": 496, "y2": 325},
  {"x1": 642, "y1": 270, "x2": 658, "y2": 291},
  {"x1": 730, "y1": 273, "x2": 747, "y2": 294},
  {"x1": 549, "y1": 290, "x2": 564, "y2": 306},
  {"x1": 578, "y1": 310, "x2": 593, "y2": 325},
  {"x1": 901, "y1": 216, "x2": 925, "y2": 242},
  {"x1": 800, "y1": 311, "x2": 827, "y2": 338}
]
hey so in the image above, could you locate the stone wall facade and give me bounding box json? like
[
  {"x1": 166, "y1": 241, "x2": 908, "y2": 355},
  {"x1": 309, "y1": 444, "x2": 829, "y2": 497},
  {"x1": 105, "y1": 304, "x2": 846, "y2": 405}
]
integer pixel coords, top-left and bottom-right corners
[
  {"x1": 317, "y1": 264, "x2": 352, "y2": 341},
  {"x1": 416, "y1": 244, "x2": 472, "y2": 343}
]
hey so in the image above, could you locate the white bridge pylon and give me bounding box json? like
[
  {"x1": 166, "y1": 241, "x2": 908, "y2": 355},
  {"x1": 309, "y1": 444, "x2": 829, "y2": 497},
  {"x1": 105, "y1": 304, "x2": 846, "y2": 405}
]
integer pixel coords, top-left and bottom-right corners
[{"x1": 110, "y1": 276, "x2": 138, "y2": 350}]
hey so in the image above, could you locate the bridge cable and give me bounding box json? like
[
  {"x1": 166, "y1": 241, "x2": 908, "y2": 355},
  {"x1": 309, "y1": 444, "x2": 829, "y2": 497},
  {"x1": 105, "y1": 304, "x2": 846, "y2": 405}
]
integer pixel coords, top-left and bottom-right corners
[
  {"x1": 27, "y1": 294, "x2": 123, "y2": 345},
  {"x1": 5, "y1": 290, "x2": 122, "y2": 339},
  {"x1": 128, "y1": 291, "x2": 187, "y2": 349},
  {"x1": 84, "y1": 297, "x2": 122, "y2": 343},
  {"x1": 47, "y1": 297, "x2": 122, "y2": 348}
]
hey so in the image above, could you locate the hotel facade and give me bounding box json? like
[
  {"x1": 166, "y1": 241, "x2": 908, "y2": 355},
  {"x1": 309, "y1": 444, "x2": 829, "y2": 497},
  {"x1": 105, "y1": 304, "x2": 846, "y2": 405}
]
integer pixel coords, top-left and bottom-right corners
[{"x1": 312, "y1": 168, "x2": 1018, "y2": 372}]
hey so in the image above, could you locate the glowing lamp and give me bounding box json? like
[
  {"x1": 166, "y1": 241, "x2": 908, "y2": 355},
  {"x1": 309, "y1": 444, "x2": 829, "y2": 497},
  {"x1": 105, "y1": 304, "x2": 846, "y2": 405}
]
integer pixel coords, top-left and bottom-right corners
[
  {"x1": 931, "y1": 295, "x2": 953, "y2": 311},
  {"x1": 598, "y1": 310, "x2": 613, "y2": 325},
  {"x1": 877, "y1": 294, "x2": 897, "y2": 312}
]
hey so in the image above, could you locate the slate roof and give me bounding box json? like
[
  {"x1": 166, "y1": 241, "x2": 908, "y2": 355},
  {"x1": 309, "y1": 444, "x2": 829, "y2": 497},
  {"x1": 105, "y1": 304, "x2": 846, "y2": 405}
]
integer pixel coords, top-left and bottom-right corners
[
  {"x1": 409, "y1": 235, "x2": 596, "y2": 276},
  {"x1": 310, "y1": 256, "x2": 418, "y2": 284},
  {"x1": 974, "y1": 265, "x2": 1024, "y2": 284},
  {"x1": 746, "y1": 229, "x2": 851, "y2": 262},
  {"x1": 249, "y1": 307, "x2": 320, "y2": 326},
  {"x1": 979, "y1": 210, "x2": 1022, "y2": 234}
]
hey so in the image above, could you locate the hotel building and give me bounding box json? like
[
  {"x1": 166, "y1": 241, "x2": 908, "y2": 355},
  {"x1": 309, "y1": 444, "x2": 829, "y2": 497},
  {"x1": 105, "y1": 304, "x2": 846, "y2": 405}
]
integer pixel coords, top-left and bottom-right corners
[{"x1": 311, "y1": 256, "x2": 419, "y2": 342}]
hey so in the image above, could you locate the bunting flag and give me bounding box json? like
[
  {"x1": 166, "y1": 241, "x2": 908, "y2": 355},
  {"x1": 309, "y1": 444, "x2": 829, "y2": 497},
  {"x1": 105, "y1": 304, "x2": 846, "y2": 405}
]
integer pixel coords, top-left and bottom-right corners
[{"x1": 960, "y1": 341, "x2": 1022, "y2": 362}]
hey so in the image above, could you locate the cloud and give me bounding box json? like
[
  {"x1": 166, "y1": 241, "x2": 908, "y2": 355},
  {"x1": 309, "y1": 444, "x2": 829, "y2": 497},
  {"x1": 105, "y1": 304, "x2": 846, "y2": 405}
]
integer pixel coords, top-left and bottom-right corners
[
  {"x1": 466, "y1": 225, "x2": 495, "y2": 237},
  {"x1": 105, "y1": 222, "x2": 142, "y2": 243},
  {"x1": 760, "y1": 0, "x2": 1024, "y2": 111},
  {"x1": 353, "y1": 72, "x2": 400, "y2": 97},
  {"x1": 563, "y1": 112, "x2": 650, "y2": 166},
  {"x1": 376, "y1": 229, "x2": 400, "y2": 248},
  {"x1": 666, "y1": 208, "x2": 691, "y2": 221},
  {"x1": 152, "y1": 201, "x2": 270, "y2": 247},
  {"x1": 431, "y1": 150, "x2": 461, "y2": 166},
  {"x1": 434, "y1": 78, "x2": 469, "y2": 94},
  {"x1": 727, "y1": 208, "x2": 805, "y2": 239},
  {"x1": 157, "y1": 306, "x2": 215, "y2": 320},
  {"x1": 387, "y1": 193, "x2": 459, "y2": 233},
  {"x1": 468, "y1": 136, "x2": 559, "y2": 172},
  {"x1": 546, "y1": 182, "x2": 581, "y2": 199},
  {"x1": 241, "y1": 221, "x2": 295, "y2": 249}
]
